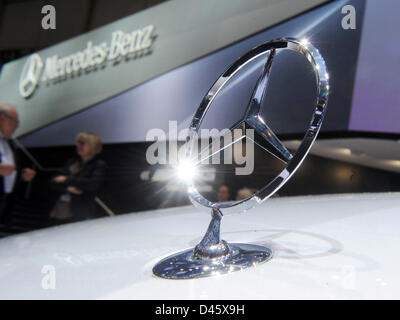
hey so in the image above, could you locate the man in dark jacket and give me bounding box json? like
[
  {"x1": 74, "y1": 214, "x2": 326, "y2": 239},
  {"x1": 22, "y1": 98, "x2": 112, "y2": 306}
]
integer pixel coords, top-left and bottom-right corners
[{"x1": 0, "y1": 104, "x2": 36, "y2": 225}]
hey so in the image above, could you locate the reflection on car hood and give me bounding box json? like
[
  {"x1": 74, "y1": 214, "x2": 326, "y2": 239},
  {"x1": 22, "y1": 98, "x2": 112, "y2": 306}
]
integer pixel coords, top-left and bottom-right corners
[{"x1": 0, "y1": 192, "x2": 399, "y2": 299}]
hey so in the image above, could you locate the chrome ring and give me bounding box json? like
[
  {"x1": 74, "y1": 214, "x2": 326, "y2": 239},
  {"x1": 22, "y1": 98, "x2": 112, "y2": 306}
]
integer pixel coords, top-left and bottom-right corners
[{"x1": 186, "y1": 38, "x2": 329, "y2": 215}]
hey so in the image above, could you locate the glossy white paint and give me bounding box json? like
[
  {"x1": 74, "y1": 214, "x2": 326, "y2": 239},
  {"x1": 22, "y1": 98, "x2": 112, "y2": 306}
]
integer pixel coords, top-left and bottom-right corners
[{"x1": 0, "y1": 192, "x2": 399, "y2": 299}]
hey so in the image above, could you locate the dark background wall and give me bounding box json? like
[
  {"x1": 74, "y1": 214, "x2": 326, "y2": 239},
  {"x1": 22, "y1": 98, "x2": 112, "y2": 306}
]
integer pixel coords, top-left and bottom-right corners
[
  {"x1": 21, "y1": 142, "x2": 400, "y2": 216},
  {"x1": 3, "y1": 139, "x2": 397, "y2": 239}
]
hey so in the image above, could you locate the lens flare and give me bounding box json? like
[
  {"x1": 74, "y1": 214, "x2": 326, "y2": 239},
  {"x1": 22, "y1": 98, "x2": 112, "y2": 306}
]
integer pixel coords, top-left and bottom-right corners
[{"x1": 176, "y1": 159, "x2": 197, "y2": 183}]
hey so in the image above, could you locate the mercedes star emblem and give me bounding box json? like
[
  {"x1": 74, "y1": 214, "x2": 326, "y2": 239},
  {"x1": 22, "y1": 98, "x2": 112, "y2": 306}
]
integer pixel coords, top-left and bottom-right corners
[
  {"x1": 19, "y1": 53, "x2": 43, "y2": 99},
  {"x1": 153, "y1": 38, "x2": 330, "y2": 279}
]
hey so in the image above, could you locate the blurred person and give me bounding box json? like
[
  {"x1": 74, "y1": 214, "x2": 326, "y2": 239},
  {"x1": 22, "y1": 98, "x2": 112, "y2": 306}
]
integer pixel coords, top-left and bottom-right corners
[
  {"x1": 50, "y1": 132, "x2": 106, "y2": 223},
  {"x1": 236, "y1": 187, "x2": 253, "y2": 201},
  {"x1": 217, "y1": 184, "x2": 231, "y2": 202},
  {"x1": 0, "y1": 104, "x2": 36, "y2": 225}
]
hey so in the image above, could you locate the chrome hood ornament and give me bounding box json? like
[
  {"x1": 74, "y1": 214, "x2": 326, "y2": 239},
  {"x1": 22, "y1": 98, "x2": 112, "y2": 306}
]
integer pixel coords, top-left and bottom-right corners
[{"x1": 153, "y1": 38, "x2": 329, "y2": 279}]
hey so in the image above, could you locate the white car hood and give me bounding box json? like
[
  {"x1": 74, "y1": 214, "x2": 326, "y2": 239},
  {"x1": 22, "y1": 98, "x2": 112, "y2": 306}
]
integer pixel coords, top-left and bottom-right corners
[{"x1": 0, "y1": 192, "x2": 399, "y2": 299}]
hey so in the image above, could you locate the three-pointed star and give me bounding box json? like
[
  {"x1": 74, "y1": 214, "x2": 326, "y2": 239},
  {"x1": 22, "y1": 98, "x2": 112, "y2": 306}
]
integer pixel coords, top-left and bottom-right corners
[{"x1": 197, "y1": 48, "x2": 293, "y2": 165}]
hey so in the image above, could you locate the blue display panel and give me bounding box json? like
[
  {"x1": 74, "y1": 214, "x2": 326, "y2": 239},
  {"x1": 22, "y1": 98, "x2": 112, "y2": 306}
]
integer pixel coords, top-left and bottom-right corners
[{"x1": 349, "y1": 0, "x2": 400, "y2": 134}]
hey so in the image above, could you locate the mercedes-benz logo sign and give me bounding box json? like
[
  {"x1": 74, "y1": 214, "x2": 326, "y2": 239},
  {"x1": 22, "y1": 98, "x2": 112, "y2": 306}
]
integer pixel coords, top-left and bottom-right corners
[
  {"x1": 19, "y1": 54, "x2": 43, "y2": 98},
  {"x1": 153, "y1": 38, "x2": 329, "y2": 279}
]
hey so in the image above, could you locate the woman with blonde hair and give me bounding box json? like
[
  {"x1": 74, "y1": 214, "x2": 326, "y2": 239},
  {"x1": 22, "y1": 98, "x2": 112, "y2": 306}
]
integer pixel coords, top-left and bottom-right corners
[
  {"x1": 50, "y1": 132, "x2": 106, "y2": 222},
  {"x1": 236, "y1": 187, "x2": 254, "y2": 201}
]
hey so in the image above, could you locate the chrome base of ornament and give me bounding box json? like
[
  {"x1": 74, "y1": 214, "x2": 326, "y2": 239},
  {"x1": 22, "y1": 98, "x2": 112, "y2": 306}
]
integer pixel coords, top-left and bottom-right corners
[
  {"x1": 152, "y1": 243, "x2": 272, "y2": 279},
  {"x1": 153, "y1": 208, "x2": 273, "y2": 279}
]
